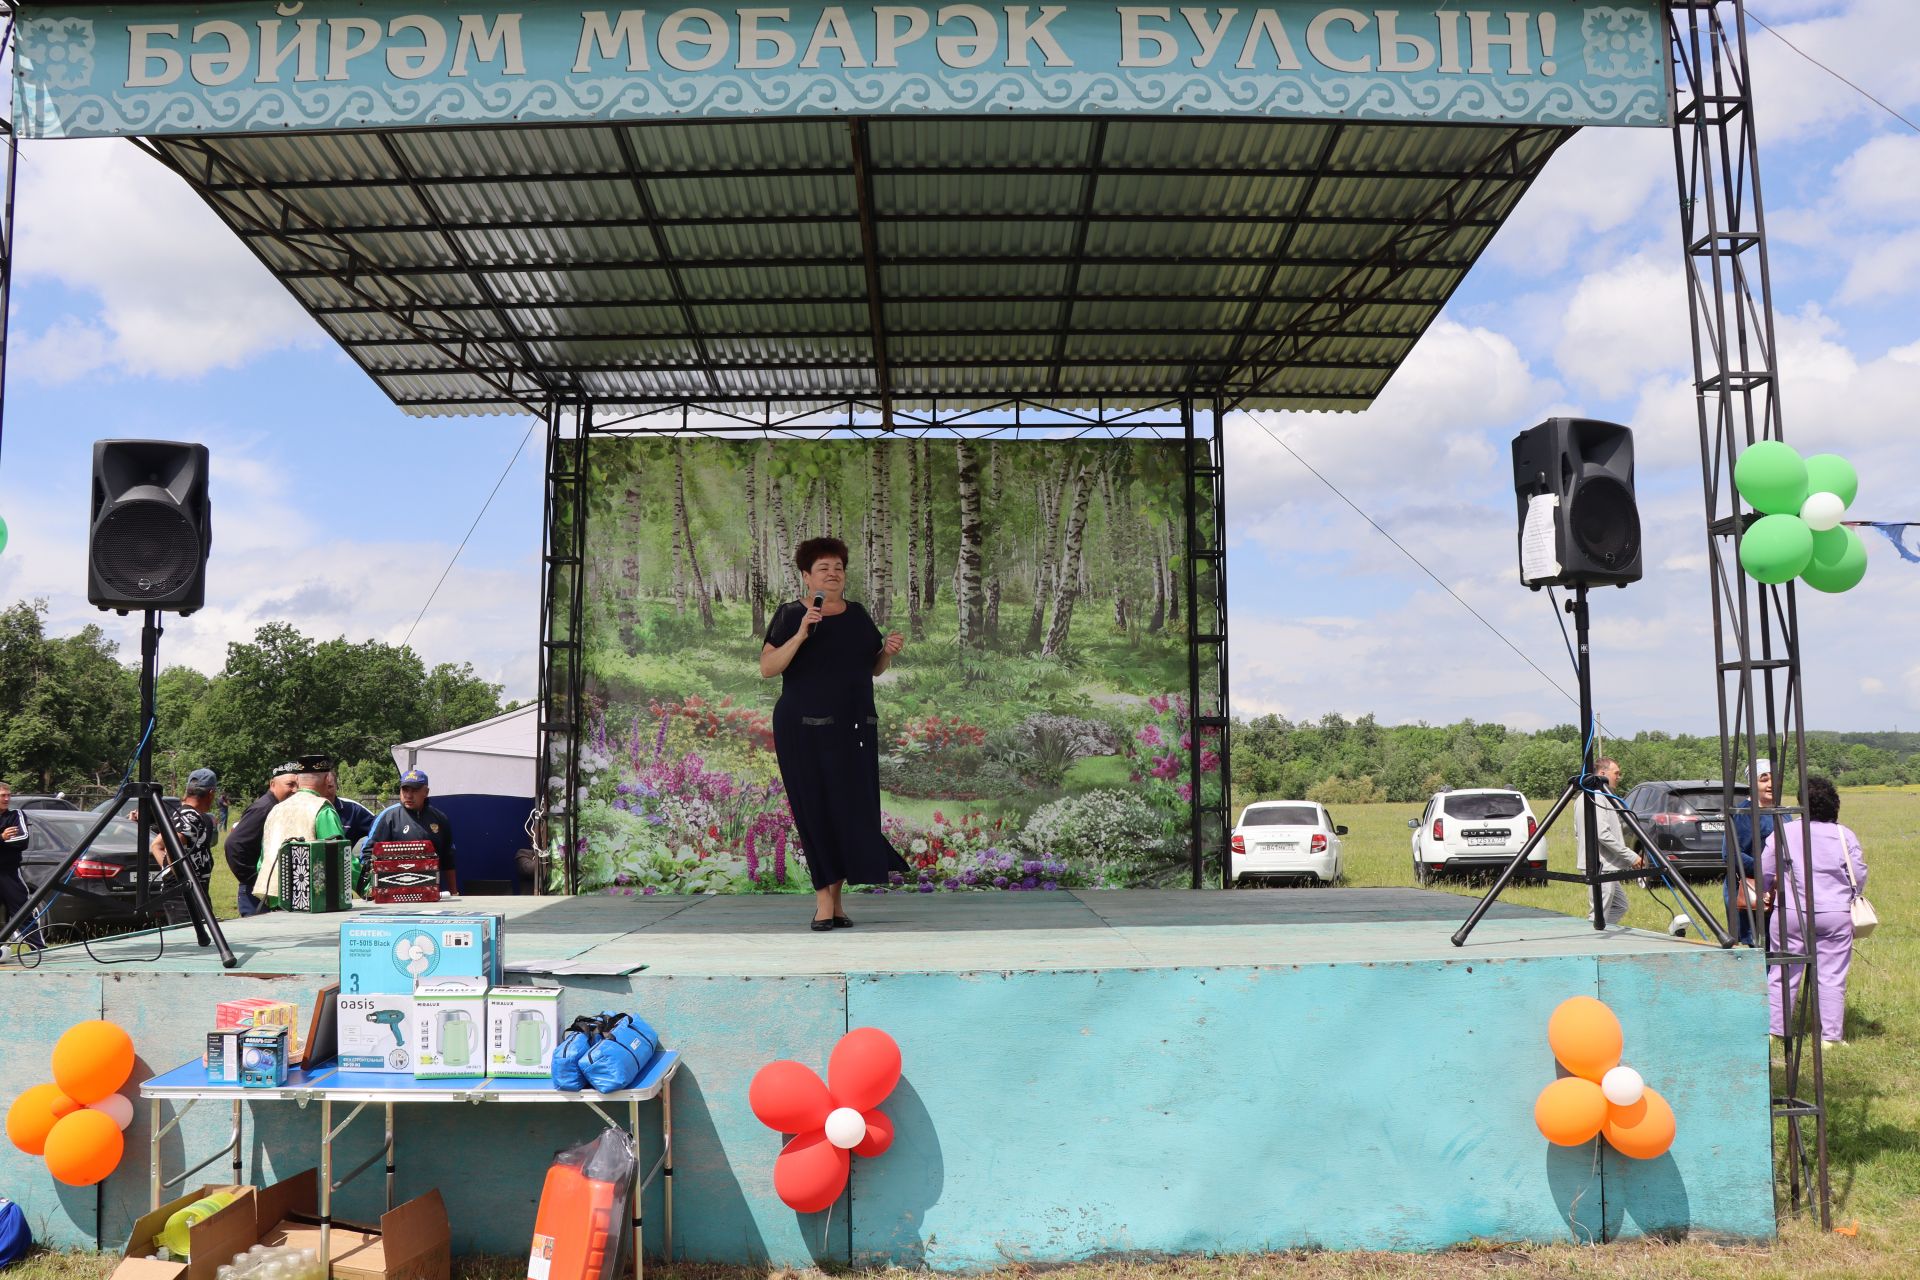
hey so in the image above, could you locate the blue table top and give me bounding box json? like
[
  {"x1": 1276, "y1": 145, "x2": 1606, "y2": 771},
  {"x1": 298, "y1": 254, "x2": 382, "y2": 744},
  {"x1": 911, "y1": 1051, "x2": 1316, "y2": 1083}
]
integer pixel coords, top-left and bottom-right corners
[{"x1": 141, "y1": 1049, "x2": 679, "y2": 1102}]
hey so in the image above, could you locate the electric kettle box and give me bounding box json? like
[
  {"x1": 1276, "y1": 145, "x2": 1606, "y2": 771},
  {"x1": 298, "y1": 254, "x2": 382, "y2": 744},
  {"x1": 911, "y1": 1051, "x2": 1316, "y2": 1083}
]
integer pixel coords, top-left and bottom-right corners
[
  {"x1": 485, "y1": 986, "x2": 562, "y2": 1078},
  {"x1": 411, "y1": 978, "x2": 490, "y2": 1078}
]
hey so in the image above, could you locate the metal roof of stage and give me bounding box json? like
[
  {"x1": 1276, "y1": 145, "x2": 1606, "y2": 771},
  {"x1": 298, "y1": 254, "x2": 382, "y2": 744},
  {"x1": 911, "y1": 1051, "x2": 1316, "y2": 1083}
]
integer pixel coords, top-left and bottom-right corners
[{"x1": 137, "y1": 115, "x2": 1570, "y2": 417}]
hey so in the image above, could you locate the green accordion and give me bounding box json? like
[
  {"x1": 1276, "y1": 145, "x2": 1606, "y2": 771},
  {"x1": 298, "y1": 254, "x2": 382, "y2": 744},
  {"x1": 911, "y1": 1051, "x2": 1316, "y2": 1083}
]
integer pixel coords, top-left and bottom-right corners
[{"x1": 277, "y1": 838, "x2": 352, "y2": 913}]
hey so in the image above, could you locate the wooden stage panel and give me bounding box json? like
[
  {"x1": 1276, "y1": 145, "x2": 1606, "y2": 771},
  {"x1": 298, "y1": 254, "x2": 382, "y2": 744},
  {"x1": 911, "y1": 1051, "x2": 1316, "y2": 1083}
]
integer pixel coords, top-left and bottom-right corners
[{"x1": 0, "y1": 891, "x2": 1774, "y2": 1263}]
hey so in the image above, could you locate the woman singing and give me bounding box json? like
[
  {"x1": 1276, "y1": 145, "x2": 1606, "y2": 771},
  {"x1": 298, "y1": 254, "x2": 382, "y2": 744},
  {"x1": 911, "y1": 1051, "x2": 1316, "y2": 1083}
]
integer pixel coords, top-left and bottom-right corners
[{"x1": 760, "y1": 537, "x2": 909, "y2": 930}]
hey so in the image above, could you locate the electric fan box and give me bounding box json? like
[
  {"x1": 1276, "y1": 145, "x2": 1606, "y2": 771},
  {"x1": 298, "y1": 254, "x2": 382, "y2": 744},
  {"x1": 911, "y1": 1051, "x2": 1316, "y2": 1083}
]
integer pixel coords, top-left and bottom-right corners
[
  {"x1": 336, "y1": 911, "x2": 503, "y2": 1072},
  {"x1": 485, "y1": 986, "x2": 562, "y2": 1078},
  {"x1": 411, "y1": 978, "x2": 490, "y2": 1079}
]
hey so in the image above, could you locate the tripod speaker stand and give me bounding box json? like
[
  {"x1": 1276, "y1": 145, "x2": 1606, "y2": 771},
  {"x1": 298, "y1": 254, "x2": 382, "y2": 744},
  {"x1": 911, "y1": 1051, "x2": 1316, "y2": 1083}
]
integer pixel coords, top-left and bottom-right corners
[
  {"x1": 1, "y1": 611, "x2": 235, "y2": 967},
  {"x1": 1451, "y1": 586, "x2": 1732, "y2": 949}
]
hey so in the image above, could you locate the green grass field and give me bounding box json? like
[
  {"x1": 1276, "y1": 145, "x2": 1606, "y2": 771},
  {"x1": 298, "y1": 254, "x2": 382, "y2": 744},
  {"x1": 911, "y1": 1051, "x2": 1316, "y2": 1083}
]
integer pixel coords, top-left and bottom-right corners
[{"x1": 65, "y1": 792, "x2": 1916, "y2": 1278}]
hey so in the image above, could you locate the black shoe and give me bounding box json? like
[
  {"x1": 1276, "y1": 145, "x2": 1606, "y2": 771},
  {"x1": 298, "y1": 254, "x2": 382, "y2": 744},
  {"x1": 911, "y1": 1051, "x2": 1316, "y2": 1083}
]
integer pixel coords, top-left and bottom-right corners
[
  {"x1": 810, "y1": 918, "x2": 835, "y2": 932},
  {"x1": 832, "y1": 915, "x2": 853, "y2": 929}
]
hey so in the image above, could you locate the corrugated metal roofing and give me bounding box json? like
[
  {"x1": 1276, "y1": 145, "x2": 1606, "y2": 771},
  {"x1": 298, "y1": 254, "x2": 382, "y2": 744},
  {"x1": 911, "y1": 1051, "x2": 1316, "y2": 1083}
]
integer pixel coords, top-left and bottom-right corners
[{"x1": 146, "y1": 116, "x2": 1571, "y2": 417}]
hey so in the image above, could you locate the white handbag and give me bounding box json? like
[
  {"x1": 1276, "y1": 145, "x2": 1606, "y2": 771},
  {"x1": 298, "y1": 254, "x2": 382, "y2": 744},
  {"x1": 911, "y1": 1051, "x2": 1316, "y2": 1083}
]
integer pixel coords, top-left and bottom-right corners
[{"x1": 1842, "y1": 847, "x2": 1878, "y2": 940}]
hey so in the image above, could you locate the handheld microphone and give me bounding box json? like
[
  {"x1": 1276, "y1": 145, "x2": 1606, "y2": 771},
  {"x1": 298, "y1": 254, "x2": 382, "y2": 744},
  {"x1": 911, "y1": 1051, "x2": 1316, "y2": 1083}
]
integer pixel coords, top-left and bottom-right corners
[{"x1": 813, "y1": 593, "x2": 825, "y2": 609}]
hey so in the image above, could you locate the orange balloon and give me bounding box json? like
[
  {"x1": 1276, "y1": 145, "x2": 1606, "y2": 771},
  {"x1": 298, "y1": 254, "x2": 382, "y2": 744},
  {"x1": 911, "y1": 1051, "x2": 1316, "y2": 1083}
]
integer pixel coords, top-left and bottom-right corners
[
  {"x1": 7, "y1": 1084, "x2": 81, "y2": 1156},
  {"x1": 43, "y1": 1109, "x2": 125, "y2": 1186},
  {"x1": 51, "y1": 1021, "x2": 135, "y2": 1106},
  {"x1": 1604, "y1": 1087, "x2": 1677, "y2": 1160},
  {"x1": 1547, "y1": 997, "x2": 1623, "y2": 1082},
  {"x1": 1534, "y1": 1076, "x2": 1609, "y2": 1146}
]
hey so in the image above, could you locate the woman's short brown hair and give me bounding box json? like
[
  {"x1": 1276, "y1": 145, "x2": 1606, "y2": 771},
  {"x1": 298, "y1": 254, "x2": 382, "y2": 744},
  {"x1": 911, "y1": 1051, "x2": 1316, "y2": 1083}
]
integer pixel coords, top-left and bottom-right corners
[{"x1": 796, "y1": 536, "x2": 850, "y2": 574}]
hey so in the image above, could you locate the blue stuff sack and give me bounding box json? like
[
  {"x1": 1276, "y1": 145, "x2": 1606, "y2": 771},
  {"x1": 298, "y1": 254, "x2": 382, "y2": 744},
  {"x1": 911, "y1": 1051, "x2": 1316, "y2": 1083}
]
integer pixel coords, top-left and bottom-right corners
[
  {"x1": 551, "y1": 1015, "x2": 600, "y2": 1091},
  {"x1": 579, "y1": 1011, "x2": 661, "y2": 1093},
  {"x1": 0, "y1": 1197, "x2": 31, "y2": 1267}
]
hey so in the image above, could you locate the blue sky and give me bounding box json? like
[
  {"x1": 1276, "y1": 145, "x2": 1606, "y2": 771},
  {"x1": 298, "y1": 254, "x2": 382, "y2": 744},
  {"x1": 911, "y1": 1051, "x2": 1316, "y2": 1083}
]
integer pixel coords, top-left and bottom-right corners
[{"x1": 1, "y1": 0, "x2": 1915, "y2": 733}]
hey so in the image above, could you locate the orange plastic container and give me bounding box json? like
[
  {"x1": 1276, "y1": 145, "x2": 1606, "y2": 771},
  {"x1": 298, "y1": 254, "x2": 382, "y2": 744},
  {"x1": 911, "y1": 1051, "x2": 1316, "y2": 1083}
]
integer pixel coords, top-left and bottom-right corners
[{"x1": 528, "y1": 1161, "x2": 621, "y2": 1280}]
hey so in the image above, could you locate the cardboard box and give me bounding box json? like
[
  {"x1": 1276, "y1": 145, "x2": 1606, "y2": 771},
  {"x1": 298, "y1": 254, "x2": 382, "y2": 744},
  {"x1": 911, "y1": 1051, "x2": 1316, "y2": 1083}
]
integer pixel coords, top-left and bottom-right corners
[
  {"x1": 205, "y1": 1030, "x2": 242, "y2": 1084},
  {"x1": 114, "y1": 1172, "x2": 449, "y2": 1280},
  {"x1": 215, "y1": 998, "x2": 299, "y2": 1032},
  {"x1": 337, "y1": 992, "x2": 414, "y2": 1073},
  {"x1": 240, "y1": 1025, "x2": 290, "y2": 1088},
  {"x1": 337, "y1": 911, "x2": 502, "y2": 1072},
  {"x1": 486, "y1": 986, "x2": 562, "y2": 1078},
  {"x1": 410, "y1": 978, "x2": 489, "y2": 1078}
]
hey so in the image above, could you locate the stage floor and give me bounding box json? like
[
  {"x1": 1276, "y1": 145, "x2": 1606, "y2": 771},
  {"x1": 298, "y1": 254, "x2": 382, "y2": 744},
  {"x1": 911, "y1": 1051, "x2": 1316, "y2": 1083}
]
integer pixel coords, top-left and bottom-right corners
[
  {"x1": 3, "y1": 890, "x2": 1774, "y2": 1265},
  {"x1": 27, "y1": 887, "x2": 1709, "y2": 977}
]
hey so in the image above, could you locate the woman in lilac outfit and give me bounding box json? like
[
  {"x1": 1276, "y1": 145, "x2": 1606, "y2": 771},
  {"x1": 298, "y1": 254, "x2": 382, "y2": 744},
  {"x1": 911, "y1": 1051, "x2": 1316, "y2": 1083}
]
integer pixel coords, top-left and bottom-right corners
[{"x1": 1761, "y1": 776, "x2": 1868, "y2": 1046}]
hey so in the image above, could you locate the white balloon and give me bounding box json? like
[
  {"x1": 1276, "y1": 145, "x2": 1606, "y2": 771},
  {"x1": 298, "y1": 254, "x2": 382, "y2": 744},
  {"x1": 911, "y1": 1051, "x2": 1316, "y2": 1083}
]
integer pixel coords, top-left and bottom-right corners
[
  {"x1": 1800, "y1": 490, "x2": 1845, "y2": 532},
  {"x1": 1601, "y1": 1065, "x2": 1645, "y2": 1107},
  {"x1": 823, "y1": 1106, "x2": 867, "y2": 1150},
  {"x1": 89, "y1": 1093, "x2": 135, "y2": 1131}
]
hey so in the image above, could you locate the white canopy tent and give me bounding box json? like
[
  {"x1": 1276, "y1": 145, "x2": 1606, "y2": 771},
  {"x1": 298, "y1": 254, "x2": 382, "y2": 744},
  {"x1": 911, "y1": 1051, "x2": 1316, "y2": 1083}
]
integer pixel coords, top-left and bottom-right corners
[{"x1": 390, "y1": 704, "x2": 539, "y2": 892}]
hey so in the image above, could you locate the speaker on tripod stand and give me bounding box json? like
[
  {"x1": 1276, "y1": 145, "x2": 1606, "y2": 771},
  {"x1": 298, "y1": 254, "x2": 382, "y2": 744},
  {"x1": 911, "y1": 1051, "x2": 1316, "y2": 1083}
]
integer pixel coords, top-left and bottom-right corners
[
  {"x1": 1453, "y1": 418, "x2": 1730, "y2": 948},
  {"x1": 3, "y1": 441, "x2": 233, "y2": 966}
]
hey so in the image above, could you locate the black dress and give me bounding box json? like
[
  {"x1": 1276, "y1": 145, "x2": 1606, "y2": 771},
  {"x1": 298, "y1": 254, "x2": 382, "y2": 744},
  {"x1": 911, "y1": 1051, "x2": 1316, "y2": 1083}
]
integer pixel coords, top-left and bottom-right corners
[{"x1": 765, "y1": 600, "x2": 909, "y2": 890}]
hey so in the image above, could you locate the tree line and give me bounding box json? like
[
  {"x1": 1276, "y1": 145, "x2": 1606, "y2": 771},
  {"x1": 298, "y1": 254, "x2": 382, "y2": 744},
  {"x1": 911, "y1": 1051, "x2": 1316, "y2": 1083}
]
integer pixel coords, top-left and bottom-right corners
[
  {"x1": 0, "y1": 601, "x2": 504, "y2": 802},
  {"x1": 1234, "y1": 713, "x2": 1920, "y2": 805},
  {"x1": 592, "y1": 439, "x2": 1193, "y2": 655}
]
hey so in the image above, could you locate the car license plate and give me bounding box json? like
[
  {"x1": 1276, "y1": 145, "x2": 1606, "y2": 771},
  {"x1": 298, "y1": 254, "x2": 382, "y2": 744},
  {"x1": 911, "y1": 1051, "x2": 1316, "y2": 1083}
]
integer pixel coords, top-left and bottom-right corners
[
  {"x1": 1466, "y1": 836, "x2": 1505, "y2": 847},
  {"x1": 1699, "y1": 820, "x2": 1723, "y2": 833},
  {"x1": 1257, "y1": 843, "x2": 1297, "y2": 854}
]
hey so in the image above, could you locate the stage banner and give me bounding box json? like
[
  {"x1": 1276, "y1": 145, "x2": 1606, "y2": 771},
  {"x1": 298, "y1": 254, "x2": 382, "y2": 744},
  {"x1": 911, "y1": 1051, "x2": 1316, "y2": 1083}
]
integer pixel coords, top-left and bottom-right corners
[
  {"x1": 569, "y1": 437, "x2": 1211, "y2": 895},
  {"x1": 13, "y1": 1, "x2": 1671, "y2": 138}
]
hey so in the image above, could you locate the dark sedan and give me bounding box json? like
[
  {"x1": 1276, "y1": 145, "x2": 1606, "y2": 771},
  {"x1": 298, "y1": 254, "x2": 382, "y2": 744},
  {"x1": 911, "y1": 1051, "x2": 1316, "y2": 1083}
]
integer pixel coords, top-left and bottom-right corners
[
  {"x1": 1623, "y1": 780, "x2": 1749, "y2": 878},
  {"x1": 16, "y1": 810, "x2": 172, "y2": 933}
]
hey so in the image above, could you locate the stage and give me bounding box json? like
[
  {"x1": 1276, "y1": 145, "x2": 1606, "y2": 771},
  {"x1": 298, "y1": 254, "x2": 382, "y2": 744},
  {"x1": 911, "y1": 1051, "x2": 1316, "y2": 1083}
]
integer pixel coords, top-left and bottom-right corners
[{"x1": 0, "y1": 890, "x2": 1775, "y2": 1265}]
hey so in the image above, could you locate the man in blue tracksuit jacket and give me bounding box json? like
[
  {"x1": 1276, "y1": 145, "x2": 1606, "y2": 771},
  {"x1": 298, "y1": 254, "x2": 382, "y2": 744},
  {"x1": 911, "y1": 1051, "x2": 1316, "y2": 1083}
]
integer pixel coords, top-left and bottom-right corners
[
  {"x1": 1729, "y1": 758, "x2": 1775, "y2": 947},
  {"x1": 365, "y1": 768, "x2": 458, "y2": 893}
]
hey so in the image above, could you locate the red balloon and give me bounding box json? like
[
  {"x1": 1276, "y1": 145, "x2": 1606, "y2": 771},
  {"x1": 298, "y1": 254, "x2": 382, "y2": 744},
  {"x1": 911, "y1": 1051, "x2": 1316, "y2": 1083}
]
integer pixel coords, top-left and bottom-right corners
[
  {"x1": 852, "y1": 1108, "x2": 894, "y2": 1159},
  {"x1": 773, "y1": 1130, "x2": 849, "y2": 1213},
  {"x1": 828, "y1": 1028, "x2": 901, "y2": 1112},
  {"x1": 749, "y1": 1061, "x2": 832, "y2": 1135}
]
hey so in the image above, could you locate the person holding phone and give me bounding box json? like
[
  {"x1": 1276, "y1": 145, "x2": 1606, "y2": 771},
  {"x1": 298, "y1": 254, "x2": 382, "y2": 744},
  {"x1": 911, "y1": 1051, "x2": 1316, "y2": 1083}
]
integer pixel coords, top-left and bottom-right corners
[{"x1": 760, "y1": 536, "x2": 909, "y2": 931}]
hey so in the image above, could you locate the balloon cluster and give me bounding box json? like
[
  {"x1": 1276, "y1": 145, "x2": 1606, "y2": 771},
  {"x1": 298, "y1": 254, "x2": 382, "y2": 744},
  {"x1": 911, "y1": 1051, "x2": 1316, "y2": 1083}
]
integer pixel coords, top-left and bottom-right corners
[
  {"x1": 1533, "y1": 997, "x2": 1674, "y2": 1160},
  {"x1": 748, "y1": 1028, "x2": 900, "y2": 1213},
  {"x1": 1733, "y1": 442, "x2": 1866, "y2": 592},
  {"x1": 5, "y1": 1021, "x2": 137, "y2": 1186}
]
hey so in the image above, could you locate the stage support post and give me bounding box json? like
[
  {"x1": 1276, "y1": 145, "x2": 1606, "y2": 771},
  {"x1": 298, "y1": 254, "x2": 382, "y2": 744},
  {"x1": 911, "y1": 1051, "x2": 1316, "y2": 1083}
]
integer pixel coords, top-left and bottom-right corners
[
  {"x1": 537, "y1": 399, "x2": 591, "y2": 895},
  {"x1": 1182, "y1": 398, "x2": 1231, "y2": 889},
  {"x1": 1670, "y1": 0, "x2": 1829, "y2": 1225}
]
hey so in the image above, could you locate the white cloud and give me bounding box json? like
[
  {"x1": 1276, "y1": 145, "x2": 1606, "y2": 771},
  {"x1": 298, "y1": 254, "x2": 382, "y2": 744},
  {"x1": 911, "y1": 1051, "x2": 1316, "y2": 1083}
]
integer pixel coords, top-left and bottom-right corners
[
  {"x1": 1741, "y1": 0, "x2": 1920, "y2": 143},
  {"x1": 1486, "y1": 128, "x2": 1672, "y2": 275},
  {"x1": 1552, "y1": 253, "x2": 1691, "y2": 395},
  {"x1": 1837, "y1": 228, "x2": 1920, "y2": 303},
  {"x1": 13, "y1": 139, "x2": 319, "y2": 378},
  {"x1": 1832, "y1": 134, "x2": 1920, "y2": 221}
]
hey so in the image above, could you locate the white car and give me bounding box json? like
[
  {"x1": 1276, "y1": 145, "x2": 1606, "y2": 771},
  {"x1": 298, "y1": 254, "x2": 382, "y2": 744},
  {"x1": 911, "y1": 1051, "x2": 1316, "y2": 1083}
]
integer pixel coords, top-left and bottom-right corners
[
  {"x1": 1230, "y1": 801, "x2": 1346, "y2": 885},
  {"x1": 1409, "y1": 789, "x2": 1541, "y2": 884}
]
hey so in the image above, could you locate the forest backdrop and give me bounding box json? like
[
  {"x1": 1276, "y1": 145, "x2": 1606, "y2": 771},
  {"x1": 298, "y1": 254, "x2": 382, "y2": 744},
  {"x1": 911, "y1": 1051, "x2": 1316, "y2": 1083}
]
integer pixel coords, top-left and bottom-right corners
[{"x1": 573, "y1": 437, "x2": 1210, "y2": 895}]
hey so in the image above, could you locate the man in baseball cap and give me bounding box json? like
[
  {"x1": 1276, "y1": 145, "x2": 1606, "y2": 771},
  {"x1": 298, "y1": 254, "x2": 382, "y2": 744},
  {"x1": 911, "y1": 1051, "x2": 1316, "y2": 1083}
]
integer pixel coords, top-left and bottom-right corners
[
  {"x1": 151, "y1": 767, "x2": 219, "y2": 925},
  {"x1": 367, "y1": 768, "x2": 459, "y2": 894}
]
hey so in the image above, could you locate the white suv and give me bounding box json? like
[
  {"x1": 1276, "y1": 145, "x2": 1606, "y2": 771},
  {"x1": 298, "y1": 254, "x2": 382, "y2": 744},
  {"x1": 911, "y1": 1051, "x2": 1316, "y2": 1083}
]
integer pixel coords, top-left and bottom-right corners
[
  {"x1": 1231, "y1": 801, "x2": 1346, "y2": 885},
  {"x1": 1409, "y1": 789, "x2": 1541, "y2": 884}
]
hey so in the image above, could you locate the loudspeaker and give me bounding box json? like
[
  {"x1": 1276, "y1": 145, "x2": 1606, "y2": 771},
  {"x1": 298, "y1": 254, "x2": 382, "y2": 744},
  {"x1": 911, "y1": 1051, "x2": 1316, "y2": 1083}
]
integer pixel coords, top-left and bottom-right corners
[
  {"x1": 1511, "y1": 418, "x2": 1641, "y2": 590},
  {"x1": 88, "y1": 440, "x2": 212, "y2": 615}
]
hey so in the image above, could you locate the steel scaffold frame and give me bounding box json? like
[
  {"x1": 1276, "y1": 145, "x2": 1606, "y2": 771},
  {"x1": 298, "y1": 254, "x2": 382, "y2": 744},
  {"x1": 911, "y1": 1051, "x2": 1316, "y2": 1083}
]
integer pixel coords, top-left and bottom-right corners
[{"x1": 1670, "y1": 0, "x2": 1829, "y2": 1225}]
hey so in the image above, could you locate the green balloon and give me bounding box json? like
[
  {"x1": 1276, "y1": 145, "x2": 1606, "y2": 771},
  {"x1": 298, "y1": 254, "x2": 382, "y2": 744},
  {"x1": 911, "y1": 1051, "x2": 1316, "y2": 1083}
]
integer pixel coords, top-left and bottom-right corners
[
  {"x1": 1802, "y1": 454, "x2": 1858, "y2": 510},
  {"x1": 1734, "y1": 441, "x2": 1808, "y2": 515},
  {"x1": 1739, "y1": 513, "x2": 1814, "y2": 584},
  {"x1": 1801, "y1": 525, "x2": 1867, "y2": 594},
  {"x1": 0, "y1": 515, "x2": 7, "y2": 557}
]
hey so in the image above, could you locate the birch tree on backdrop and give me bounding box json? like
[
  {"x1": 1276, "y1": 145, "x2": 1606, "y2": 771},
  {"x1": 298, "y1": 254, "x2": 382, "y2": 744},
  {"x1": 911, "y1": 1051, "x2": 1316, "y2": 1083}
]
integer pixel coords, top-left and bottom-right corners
[
  {"x1": 953, "y1": 442, "x2": 985, "y2": 647},
  {"x1": 746, "y1": 445, "x2": 766, "y2": 635},
  {"x1": 673, "y1": 442, "x2": 715, "y2": 629},
  {"x1": 984, "y1": 443, "x2": 1003, "y2": 641},
  {"x1": 870, "y1": 445, "x2": 894, "y2": 625},
  {"x1": 1025, "y1": 457, "x2": 1072, "y2": 651},
  {"x1": 920, "y1": 442, "x2": 936, "y2": 611},
  {"x1": 1041, "y1": 459, "x2": 1095, "y2": 658},
  {"x1": 906, "y1": 443, "x2": 924, "y2": 641}
]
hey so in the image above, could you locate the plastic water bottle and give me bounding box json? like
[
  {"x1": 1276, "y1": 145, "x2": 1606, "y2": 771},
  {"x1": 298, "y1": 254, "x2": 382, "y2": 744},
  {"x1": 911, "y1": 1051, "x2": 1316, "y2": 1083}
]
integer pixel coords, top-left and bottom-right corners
[{"x1": 156, "y1": 1192, "x2": 238, "y2": 1257}]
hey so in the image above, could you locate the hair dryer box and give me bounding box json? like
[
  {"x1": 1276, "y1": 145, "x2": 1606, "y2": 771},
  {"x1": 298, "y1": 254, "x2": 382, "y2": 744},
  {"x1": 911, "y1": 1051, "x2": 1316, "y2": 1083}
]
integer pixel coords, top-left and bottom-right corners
[
  {"x1": 337, "y1": 993, "x2": 414, "y2": 1072},
  {"x1": 485, "y1": 986, "x2": 561, "y2": 1078},
  {"x1": 411, "y1": 978, "x2": 489, "y2": 1079}
]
